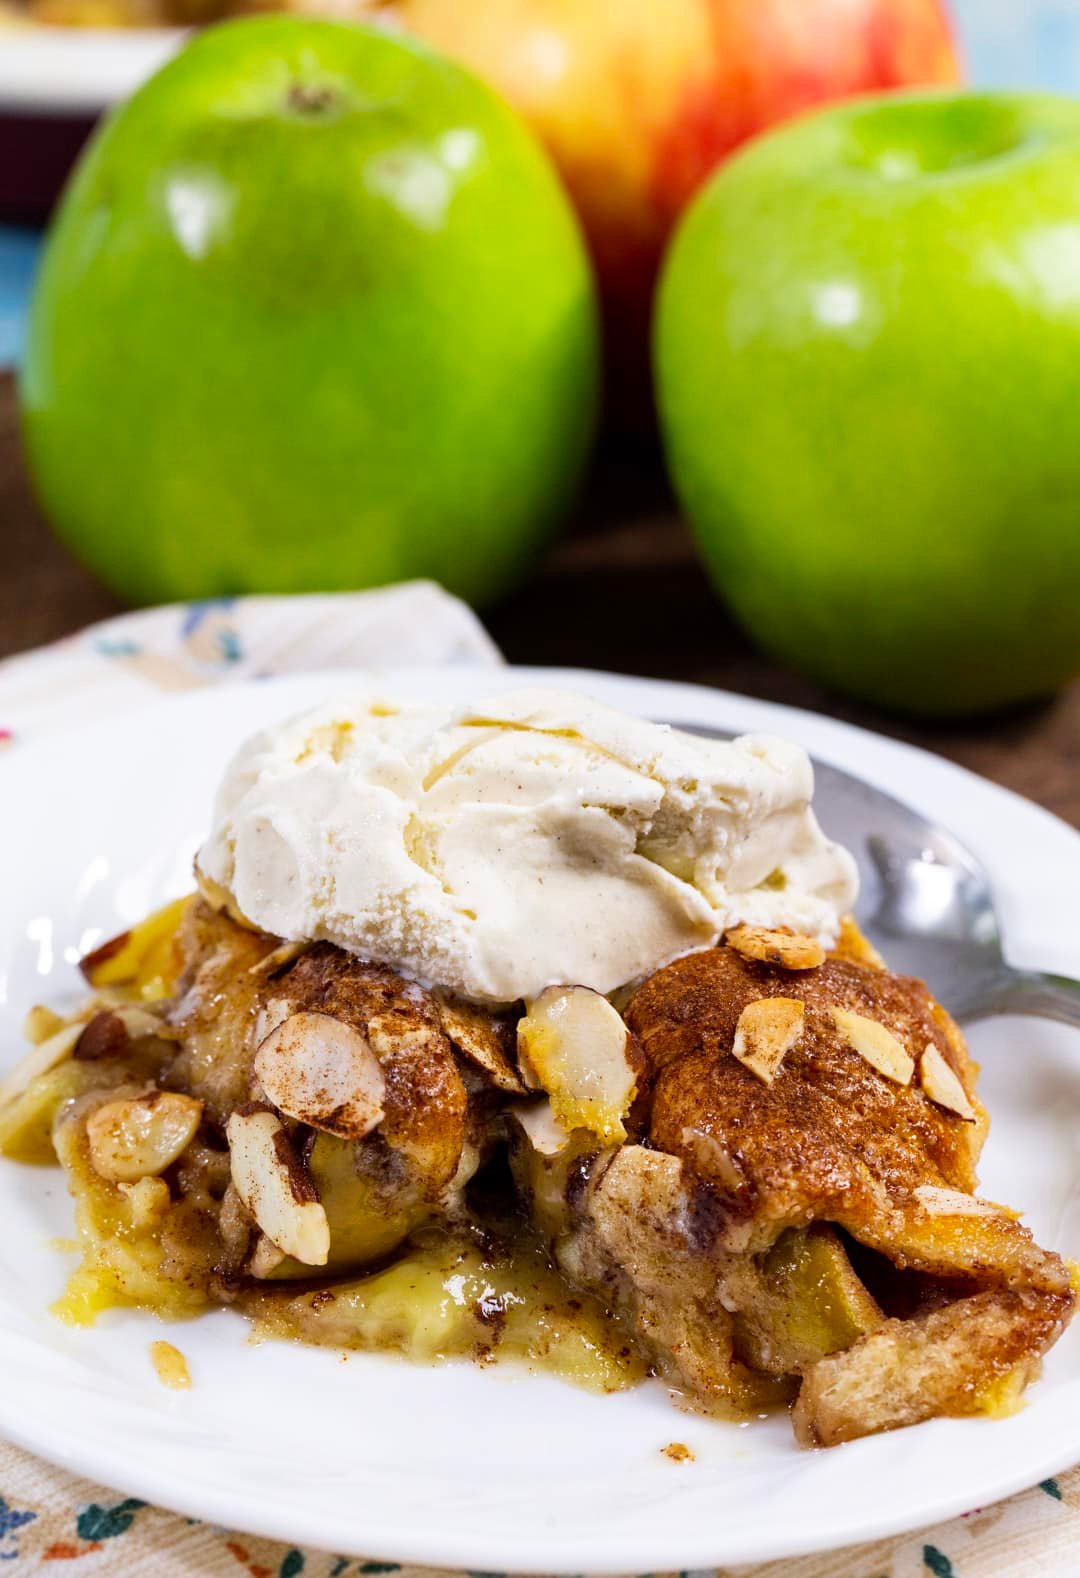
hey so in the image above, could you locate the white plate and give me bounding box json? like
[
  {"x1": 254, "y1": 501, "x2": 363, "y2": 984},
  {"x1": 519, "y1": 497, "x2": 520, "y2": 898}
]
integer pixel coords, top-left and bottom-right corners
[
  {"x1": 2, "y1": 664, "x2": 1079, "y2": 1572},
  {"x1": 0, "y1": 27, "x2": 181, "y2": 115}
]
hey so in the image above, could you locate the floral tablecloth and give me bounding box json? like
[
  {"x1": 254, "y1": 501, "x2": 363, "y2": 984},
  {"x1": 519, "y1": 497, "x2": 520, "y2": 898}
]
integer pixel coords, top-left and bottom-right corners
[
  {"x1": 3, "y1": 1446, "x2": 1080, "y2": 1578},
  {"x1": 1, "y1": 585, "x2": 1078, "y2": 1576}
]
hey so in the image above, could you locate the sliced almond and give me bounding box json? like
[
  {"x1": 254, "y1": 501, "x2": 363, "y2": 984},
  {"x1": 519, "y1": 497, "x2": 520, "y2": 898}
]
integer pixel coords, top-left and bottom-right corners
[
  {"x1": 510, "y1": 1098, "x2": 572, "y2": 1157},
  {"x1": 254, "y1": 1012, "x2": 386, "y2": 1140},
  {"x1": 248, "y1": 1233, "x2": 287, "y2": 1279},
  {"x1": 226, "y1": 1107, "x2": 329, "y2": 1266},
  {"x1": 678, "y1": 1126, "x2": 746, "y2": 1192},
  {"x1": 74, "y1": 1010, "x2": 130, "y2": 1063},
  {"x1": 517, "y1": 986, "x2": 638, "y2": 1145},
  {"x1": 920, "y1": 1043, "x2": 977, "y2": 1122},
  {"x1": 72, "y1": 1004, "x2": 168, "y2": 1061},
  {"x1": 732, "y1": 997, "x2": 804, "y2": 1085},
  {"x1": 248, "y1": 940, "x2": 310, "y2": 978},
  {"x1": 112, "y1": 1003, "x2": 174, "y2": 1041},
  {"x1": 0, "y1": 1022, "x2": 86, "y2": 1112},
  {"x1": 22, "y1": 1005, "x2": 67, "y2": 1046},
  {"x1": 364, "y1": 1015, "x2": 467, "y2": 1195},
  {"x1": 445, "y1": 1139, "x2": 482, "y2": 1201},
  {"x1": 913, "y1": 1185, "x2": 1004, "y2": 1219},
  {"x1": 830, "y1": 1008, "x2": 914, "y2": 1086},
  {"x1": 436, "y1": 996, "x2": 525, "y2": 1094},
  {"x1": 86, "y1": 1091, "x2": 203, "y2": 1183},
  {"x1": 254, "y1": 997, "x2": 294, "y2": 1048},
  {"x1": 726, "y1": 926, "x2": 825, "y2": 971}
]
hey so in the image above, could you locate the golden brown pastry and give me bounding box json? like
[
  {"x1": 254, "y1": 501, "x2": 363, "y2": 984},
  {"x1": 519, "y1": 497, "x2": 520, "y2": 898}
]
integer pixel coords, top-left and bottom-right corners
[
  {"x1": 521, "y1": 934, "x2": 1076, "y2": 1444},
  {"x1": 2, "y1": 900, "x2": 1073, "y2": 1446}
]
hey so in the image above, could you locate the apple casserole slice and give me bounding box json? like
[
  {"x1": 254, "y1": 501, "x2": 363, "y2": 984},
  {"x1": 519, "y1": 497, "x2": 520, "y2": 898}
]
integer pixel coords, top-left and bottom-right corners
[
  {"x1": 1, "y1": 897, "x2": 1074, "y2": 1444},
  {"x1": 517, "y1": 924, "x2": 1077, "y2": 1444},
  {"x1": 0, "y1": 896, "x2": 643, "y2": 1389}
]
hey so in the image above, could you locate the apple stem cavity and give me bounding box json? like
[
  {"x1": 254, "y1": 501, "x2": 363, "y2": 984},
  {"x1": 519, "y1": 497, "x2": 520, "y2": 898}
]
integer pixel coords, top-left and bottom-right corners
[{"x1": 287, "y1": 82, "x2": 340, "y2": 119}]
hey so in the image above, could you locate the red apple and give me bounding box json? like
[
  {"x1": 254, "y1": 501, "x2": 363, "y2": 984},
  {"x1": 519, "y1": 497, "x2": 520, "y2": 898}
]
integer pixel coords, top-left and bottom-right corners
[{"x1": 382, "y1": 0, "x2": 961, "y2": 404}]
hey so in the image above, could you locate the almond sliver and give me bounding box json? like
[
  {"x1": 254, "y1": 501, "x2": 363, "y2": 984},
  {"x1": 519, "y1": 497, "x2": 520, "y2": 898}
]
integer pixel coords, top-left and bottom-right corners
[
  {"x1": 87, "y1": 1092, "x2": 202, "y2": 1183},
  {"x1": 254, "y1": 1012, "x2": 386, "y2": 1140},
  {"x1": 510, "y1": 1098, "x2": 571, "y2": 1157},
  {"x1": 0, "y1": 1022, "x2": 86, "y2": 1112},
  {"x1": 732, "y1": 997, "x2": 804, "y2": 1085},
  {"x1": 226, "y1": 1108, "x2": 330, "y2": 1267},
  {"x1": 831, "y1": 1008, "x2": 914, "y2": 1086},
  {"x1": 518, "y1": 985, "x2": 636, "y2": 1144},
  {"x1": 727, "y1": 926, "x2": 825, "y2": 970},
  {"x1": 914, "y1": 1185, "x2": 1003, "y2": 1219},
  {"x1": 920, "y1": 1043, "x2": 976, "y2": 1121}
]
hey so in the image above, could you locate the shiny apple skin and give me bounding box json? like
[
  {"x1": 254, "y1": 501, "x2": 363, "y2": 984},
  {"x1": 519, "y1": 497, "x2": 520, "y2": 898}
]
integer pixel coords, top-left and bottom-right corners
[
  {"x1": 21, "y1": 18, "x2": 600, "y2": 606},
  {"x1": 657, "y1": 91, "x2": 1080, "y2": 716},
  {"x1": 393, "y1": 0, "x2": 961, "y2": 393}
]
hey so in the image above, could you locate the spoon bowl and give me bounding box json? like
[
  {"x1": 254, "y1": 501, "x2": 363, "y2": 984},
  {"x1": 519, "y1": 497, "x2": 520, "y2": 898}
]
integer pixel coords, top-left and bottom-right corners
[{"x1": 670, "y1": 722, "x2": 1080, "y2": 1027}]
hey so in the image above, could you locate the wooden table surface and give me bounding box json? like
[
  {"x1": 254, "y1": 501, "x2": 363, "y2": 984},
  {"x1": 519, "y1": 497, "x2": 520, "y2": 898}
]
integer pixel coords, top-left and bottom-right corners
[{"x1": 3, "y1": 368, "x2": 1078, "y2": 827}]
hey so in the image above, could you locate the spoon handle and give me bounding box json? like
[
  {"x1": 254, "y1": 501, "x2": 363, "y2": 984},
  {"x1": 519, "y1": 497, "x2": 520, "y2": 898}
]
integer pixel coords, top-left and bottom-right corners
[{"x1": 976, "y1": 968, "x2": 1080, "y2": 1028}]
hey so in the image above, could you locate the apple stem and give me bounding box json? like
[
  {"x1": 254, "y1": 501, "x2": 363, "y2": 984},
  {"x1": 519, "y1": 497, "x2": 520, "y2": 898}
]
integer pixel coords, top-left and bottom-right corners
[{"x1": 287, "y1": 83, "x2": 338, "y2": 117}]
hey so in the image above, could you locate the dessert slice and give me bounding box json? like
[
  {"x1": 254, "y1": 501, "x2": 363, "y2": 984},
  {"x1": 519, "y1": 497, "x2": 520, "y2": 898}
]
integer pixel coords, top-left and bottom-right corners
[
  {"x1": 0, "y1": 897, "x2": 641, "y2": 1388},
  {"x1": 515, "y1": 927, "x2": 1076, "y2": 1444},
  {"x1": 2, "y1": 898, "x2": 1074, "y2": 1443}
]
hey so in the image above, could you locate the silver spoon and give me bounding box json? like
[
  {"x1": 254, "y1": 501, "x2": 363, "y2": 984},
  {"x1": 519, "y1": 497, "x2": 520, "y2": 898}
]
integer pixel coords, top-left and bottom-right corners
[{"x1": 668, "y1": 722, "x2": 1080, "y2": 1028}]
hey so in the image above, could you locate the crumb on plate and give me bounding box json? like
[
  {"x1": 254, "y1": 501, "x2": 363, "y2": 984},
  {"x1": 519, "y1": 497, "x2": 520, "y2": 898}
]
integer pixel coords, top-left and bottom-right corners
[{"x1": 150, "y1": 1340, "x2": 191, "y2": 1391}]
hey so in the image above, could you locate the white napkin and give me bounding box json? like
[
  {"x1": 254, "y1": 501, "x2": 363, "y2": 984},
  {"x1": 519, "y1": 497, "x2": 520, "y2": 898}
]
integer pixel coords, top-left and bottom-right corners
[{"x1": 0, "y1": 582, "x2": 502, "y2": 752}]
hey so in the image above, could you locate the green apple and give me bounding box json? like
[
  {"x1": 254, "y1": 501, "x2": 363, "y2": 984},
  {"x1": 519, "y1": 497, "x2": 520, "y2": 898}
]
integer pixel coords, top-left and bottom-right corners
[
  {"x1": 21, "y1": 17, "x2": 599, "y2": 607},
  {"x1": 656, "y1": 91, "x2": 1080, "y2": 717}
]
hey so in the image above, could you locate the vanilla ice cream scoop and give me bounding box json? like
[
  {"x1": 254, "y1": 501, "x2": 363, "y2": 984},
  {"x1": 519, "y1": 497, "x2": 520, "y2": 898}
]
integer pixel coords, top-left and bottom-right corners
[{"x1": 196, "y1": 688, "x2": 857, "y2": 1004}]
